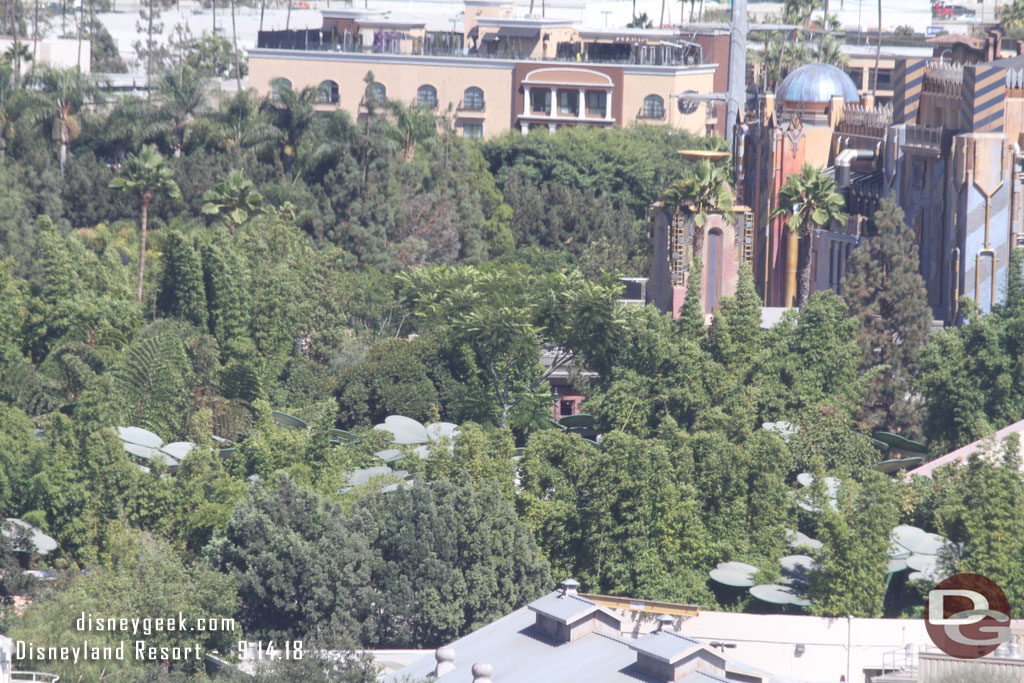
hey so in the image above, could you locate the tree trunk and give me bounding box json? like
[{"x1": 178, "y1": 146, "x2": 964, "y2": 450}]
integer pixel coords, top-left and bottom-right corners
[
  {"x1": 797, "y1": 225, "x2": 812, "y2": 307},
  {"x1": 212, "y1": 0, "x2": 216, "y2": 36},
  {"x1": 137, "y1": 193, "x2": 151, "y2": 304},
  {"x1": 146, "y1": 0, "x2": 154, "y2": 93},
  {"x1": 819, "y1": 0, "x2": 829, "y2": 57},
  {"x1": 231, "y1": 0, "x2": 240, "y2": 91},
  {"x1": 33, "y1": 0, "x2": 39, "y2": 67},
  {"x1": 693, "y1": 226, "x2": 705, "y2": 264},
  {"x1": 76, "y1": 0, "x2": 83, "y2": 72},
  {"x1": 12, "y1": 0, "x2": 21, "y2": 82}
]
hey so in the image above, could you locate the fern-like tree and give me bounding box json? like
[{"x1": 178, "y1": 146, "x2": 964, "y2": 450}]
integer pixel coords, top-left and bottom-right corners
[
  {"x1": 1002, "y1": 0, "x2": 1024, "y2": 35},
  {"x1": 660, "y1": 159, "x2": 734, "y2": 258},
  {"x1": 201, "y1": 170, "x2": 264, "y2": 234},
  {"x1": 109, "y1": 144, "x2": 182, "y2": 304},
  {"x1": 772, "y1": 164, "x2": 847, "y2": 308}
]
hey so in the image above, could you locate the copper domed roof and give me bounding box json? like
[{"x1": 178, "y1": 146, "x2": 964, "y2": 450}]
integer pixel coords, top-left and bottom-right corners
[{"x1": 777, "y1": 63, "x2": 860, "y2": 103}]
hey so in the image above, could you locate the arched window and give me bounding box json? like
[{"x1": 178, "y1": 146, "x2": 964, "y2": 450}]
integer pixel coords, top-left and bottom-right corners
[
  {"x1": 368, "y1": 82, "x2": 386, "y2": 103},
  {"x1": 463, "y1": 86, "x2": 484, "y2": 111},
  {"x1": 706, "y1": 228, "x2": 724, "y2": 313},
  {"x1": 318, "y1": 80, "x2": 339, "y2": 104},
  {"x1": 271, "y1": 77, "x2": 292, "y2": 102},
  {"x1": 643, "y1": 94, "x2": 665, "y2": 119},
  {"x1": 417, "y1": 84, "x2": 438, "y2": 109}
]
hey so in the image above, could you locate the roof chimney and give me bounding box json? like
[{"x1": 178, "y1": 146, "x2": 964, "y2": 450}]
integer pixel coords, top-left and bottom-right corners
[
  {"x1": 560, "y1": 578, "x2": 580, "y2": 596},
  {"x1": 472, "y1": 662, "x2": 493, "y2": 683},
  {"x1": 434, "y1": 646, "x2": 455, "y2": 677},
  {"x1": 655, "y1": 614, "x2": 675, "y2": 632}
]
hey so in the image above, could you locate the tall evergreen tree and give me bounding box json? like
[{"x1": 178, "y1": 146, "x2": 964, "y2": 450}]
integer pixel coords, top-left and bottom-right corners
[
  {"x1": 999, "y1": 247, "x2": 1024, "y2": 319},
  {"x1": 677, "y1": 257, "x2": 705, "y2": 341},
  {"x1": 709, "y1": 263, "x2": 761, "y2": 370},
  {"x1": 157, "y1": 231, "x2": 209, "y2": 329},
  {"x1": 842, "y1": 199, "x2": 932, "y2": 436}
]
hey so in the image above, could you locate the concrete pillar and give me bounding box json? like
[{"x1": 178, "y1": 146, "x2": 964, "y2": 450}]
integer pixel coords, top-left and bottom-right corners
[
  {"x1": 579, "y1": 88, "x2": 586, "y2": 117},
  {"x1": 522, "y1": 85, "x2": 531, "y2": 116},
  {"x1": 550, "y1": 87, "x2": 558, "y2": 117},
  {"x1": 605, "y1": 88, "x2": 613, "y2": 121}
]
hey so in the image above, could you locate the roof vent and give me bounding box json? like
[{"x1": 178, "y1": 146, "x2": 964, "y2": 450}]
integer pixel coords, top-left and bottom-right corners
[
  {"x1": 472, "y1": 662, "x2": 493, "y2": 683},
  {"x1": 560, "y1": 578, "x2": 580, "y2": 596},
  {"x1": 655, "y1": 614, "x2": 675, "y2": 632},
  {"x1": 434, "y1": 646, "x2": 455, "y2": 677}
]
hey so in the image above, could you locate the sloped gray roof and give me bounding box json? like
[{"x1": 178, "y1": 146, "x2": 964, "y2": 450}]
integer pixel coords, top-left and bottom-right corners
[
  {"x1": 527, "y1": 591, "x2": 616, "y2": 625},
  {"x1": 631, "y1": 631, "x2": 705, "y2": 664},
  {"x1": 384, "y1": 603, "x2": 653, "y2": 683},
  {"x1": 385, "y1": 590, "x2": 775, "y2": 683}
]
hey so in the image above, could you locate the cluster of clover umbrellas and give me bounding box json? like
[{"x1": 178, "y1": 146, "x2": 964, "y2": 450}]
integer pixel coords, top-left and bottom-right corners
[
  {"x1": 372, "y1": 415, "x2": 459, "y2": 463},
  {"x1": 709, "y1": 472, "x2": 952, "y2": 608},
  {"x1": 3, "y1": 518, "x2": 58, "y2": 556},
  {"x1": 116, "y1": 426, "x2": 198, "y2": 471}
]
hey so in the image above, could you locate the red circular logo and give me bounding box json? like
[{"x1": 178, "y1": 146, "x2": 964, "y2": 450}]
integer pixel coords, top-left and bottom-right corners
[{"x1": 925, "y1": 573, "x2": 1011, "y2": 659}]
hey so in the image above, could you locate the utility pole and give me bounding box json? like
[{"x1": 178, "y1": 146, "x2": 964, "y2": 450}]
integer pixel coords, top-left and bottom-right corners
[{"x1": 725, "y1": 0, "x2": 747, "y2": 142}]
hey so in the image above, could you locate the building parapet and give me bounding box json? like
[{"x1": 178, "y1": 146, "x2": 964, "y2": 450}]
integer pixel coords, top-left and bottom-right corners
[
  {"x1": 923, "y1": 61, "x2": 963, "y2": 95},
  {"x1": 1008, "y1": 65, "x2": 1024, "y2": 95},
  {"x1": 838, "y1": 103, "x2": 892, "y2": 137}
]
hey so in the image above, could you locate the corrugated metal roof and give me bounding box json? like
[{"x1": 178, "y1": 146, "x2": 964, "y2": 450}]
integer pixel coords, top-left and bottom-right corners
[
  {"x1": 680, "y1": 672, "x2": 732, "y2": 683},
  {"x1": 383, "y1": 604, "x2": 648, "y2": 682},
  {"x1": 386, "y1": 590, "x2": 776, "y2": 683}
]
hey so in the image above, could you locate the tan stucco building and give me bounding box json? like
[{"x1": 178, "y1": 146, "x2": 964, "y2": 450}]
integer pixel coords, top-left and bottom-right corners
[{"x1": 248, "y1": 5, "x2": 721, "y2": 138}]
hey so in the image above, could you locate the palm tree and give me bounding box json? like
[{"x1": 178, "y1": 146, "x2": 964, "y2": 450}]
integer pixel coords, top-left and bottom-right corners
[
  {"x1": 109, "y1": 144, "x2": 182, "y2": 304},
  {"x1": 4, "y1": 42, "x2": 31, "y2": 85},
  {"x1": 1001, "y1": 0, "x2": 1024, "y2": 34},
  {"x1": 258, "y1": 81, "x2": 316, "y2": 173},
  {"x1": 660, "y1": 159, "x2": 735, "y2": 258},
  {"x1": 201, "y1": 170, "x2": 264, "y2": 234},
  {"x1": 153, "y1": 64, "x2": 210, "y2": 157},
  {"x1": 771, "y1": 164, "x2": 847, "y2": 308}
]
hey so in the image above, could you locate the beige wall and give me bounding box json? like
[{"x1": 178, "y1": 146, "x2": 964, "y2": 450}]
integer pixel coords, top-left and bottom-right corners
[
  {"x1": 249, "y1": 53, "x2": 515, "y2": 137},
  {"x1": 250, "y1": 52, "x2": 716, "y2": 138},
  {"x1": 621, "y1": 69, "x2": 716, "y2": 135},
  {"x1": 0, "y1": 37, "x2": 89, "y2": 73},
  {"x1": 463, "y1": 0, "x2": 513, "y2": 38}
]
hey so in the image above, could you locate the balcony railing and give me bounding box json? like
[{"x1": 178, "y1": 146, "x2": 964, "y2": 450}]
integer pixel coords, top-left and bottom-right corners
[
  {"x1": 904, "y1": 124, "x2": 944, "y2": 152},
  {"x1": 255, "y1": 30, "x2": 704, "y2": 67}
]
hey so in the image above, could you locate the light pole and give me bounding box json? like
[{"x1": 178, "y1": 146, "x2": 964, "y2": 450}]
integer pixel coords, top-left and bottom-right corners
[{"x1": 601, "y1": 10, "x2": 612, "y2": 26}]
